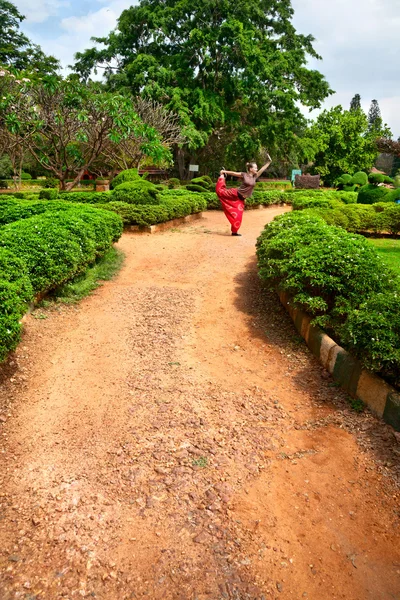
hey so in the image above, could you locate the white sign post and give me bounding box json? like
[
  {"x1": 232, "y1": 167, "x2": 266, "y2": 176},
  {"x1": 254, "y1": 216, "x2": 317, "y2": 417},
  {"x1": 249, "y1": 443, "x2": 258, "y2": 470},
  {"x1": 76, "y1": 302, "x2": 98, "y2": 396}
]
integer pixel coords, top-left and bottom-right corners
[{"x1": 189, "y1": 165, "x2": 199, "y2": 172}]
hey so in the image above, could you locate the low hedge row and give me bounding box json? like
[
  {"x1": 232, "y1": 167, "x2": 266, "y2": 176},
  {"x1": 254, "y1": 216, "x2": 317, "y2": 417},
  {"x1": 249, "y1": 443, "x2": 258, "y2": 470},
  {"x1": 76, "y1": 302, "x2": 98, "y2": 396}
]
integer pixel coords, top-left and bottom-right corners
[
  {"x1": 291, "y1": 192, "x2": 357, "y2": 211},
  {"x1": 0, "y1": 198, "x2": 80, "y2": 225},
  {"x1": 0, "y1": 249, "x2": 34, "y2": 361},
  {"x1": 58, "y1": 191, "x2": 112, "y2": 204},
  {"x1": 95, "y1": 193, "x2": 207, "y2": 226},
  {"x1": 256, "y1": 211, "x2": 400, "y2": 387},
  {"x1": 293, "y1": 198, "x2": 400, "y2": 235},
  {"x1": 205, "y1": 190, "x2": 290, "y2": 210},
  {"x1": 0, "y1": 204, "x2": 123, "y2": 360},
  {"x1": 315, "y1": 203, "x2": 400, "y2": 234},
  {"x1": 256, "y1": 181, "x2": 292, "y2": 190}
]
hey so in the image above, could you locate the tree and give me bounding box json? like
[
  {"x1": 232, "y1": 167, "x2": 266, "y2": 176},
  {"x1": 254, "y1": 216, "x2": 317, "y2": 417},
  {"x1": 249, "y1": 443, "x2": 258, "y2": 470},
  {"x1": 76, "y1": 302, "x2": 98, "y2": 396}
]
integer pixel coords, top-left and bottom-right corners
[
  {"x1": 101, "y1": 97, "x2": 185, "y2": 171},
  {"x1": 301, "y1": 105, "x2": 392, "y2": 185},
  {"x1": 368, "y1": 99, "x2": 382, "y2": 131},
  {"x1": 0, "y1": 73, "x2": 169, "y2": 189},
  {"x1": 376, "y1": 136, "x2": 400, "y2": 177},
  {"x1": 350, "y1": 94, "x2": 361, "y2": 111},
  {"x1": 0, "y1": 0, "x2": 59, "y2": 74},
  {"x1": 72, "y1": 0, "x2": 333, "y2": 178}
]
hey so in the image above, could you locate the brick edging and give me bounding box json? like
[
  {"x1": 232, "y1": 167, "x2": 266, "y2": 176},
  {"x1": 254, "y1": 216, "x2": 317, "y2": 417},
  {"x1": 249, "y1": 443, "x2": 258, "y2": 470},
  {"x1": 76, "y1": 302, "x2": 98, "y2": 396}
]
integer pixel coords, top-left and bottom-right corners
[
  {"x1": 278, "y1": 290, "x2": 400, "y2": 431},
  {"x1": 128, "y1": 212, "x2": 204, "y2": 234}
]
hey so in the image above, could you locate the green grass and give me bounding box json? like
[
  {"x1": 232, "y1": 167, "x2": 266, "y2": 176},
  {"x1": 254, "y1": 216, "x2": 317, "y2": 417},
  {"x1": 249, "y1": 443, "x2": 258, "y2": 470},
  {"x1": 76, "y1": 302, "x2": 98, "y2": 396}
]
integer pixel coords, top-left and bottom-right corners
[
  {"x1": 369, "y1": 238, "x2": 400, "y2": 276},
  {"x1": 192, "y1": 456, "x2": 208, "y2": 468},
  {"x1": 42, "y1": 246, "x2": 124, "y2": 305}
]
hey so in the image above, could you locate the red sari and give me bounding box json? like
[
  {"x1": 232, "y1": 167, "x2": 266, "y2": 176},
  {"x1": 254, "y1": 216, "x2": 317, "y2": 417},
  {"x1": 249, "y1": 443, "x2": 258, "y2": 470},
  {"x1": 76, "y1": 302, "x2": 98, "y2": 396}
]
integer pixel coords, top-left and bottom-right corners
[{"x1": 215, "y1": 176, "x2": 245, "y2": 233}]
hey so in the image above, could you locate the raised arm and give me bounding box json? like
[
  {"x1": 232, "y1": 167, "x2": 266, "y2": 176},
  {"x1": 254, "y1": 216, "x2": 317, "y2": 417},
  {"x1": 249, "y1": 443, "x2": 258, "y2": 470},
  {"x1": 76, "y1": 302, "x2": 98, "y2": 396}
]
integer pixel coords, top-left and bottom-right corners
[
  {"x1": 256, "y1": 154, "x2": 272, "y2": 179},
  {"x1": 221, "y1": 169, "x2": 243, "y2": 178}
]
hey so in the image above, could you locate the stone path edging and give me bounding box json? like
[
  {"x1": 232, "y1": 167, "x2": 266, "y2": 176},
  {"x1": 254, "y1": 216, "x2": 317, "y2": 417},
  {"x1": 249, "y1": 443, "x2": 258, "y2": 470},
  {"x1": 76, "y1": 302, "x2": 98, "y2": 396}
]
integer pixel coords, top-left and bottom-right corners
[
  {"x1": 128, "y1": 211, "x2": 204, "y2": 233},
  {"x1": 278, "y1": 290, "x2": 400, "y2": 432}
]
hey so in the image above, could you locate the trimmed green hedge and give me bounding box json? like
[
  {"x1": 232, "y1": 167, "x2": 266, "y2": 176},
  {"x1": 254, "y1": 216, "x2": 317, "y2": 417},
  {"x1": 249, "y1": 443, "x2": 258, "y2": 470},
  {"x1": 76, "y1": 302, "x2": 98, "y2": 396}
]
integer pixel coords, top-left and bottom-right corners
[
  {"x1": 0, "y1": 191, "x2": 40, "y2": 200},
  {"x1": 256, "y1": 181, "x2": 292, "y2": 190},
  {"x1": 0, "y1": 249, "x2": 33, "y2": 361},
  {"x1": 95, "y1": 193, "x2": 207, "y2": 226},
  {"x1": 0, "y1": 198, "x2": 82, "y2": 225},
  {"x1": 315, "y1": 203, "x2": 400, "y2": 234},
  {"x1": 39, "y1": 189, "x2": 58, "y2": 200},
  {"x1": 0, "y1": 204, "x2": 123, "y2": 361},
  {"x1": 0, "y1": 207, "x2": 122, "y2": 293},
  {"x1": 110, "y1": 168, "x2": 140, "y2": 189},
  {"x1": 357, "y1": 184, "x2": 389, "y2": 204},
  {"x1": 112, "y1": 180, "x2": 160, "y2": 205},
  {"x1": 256, "y1": 211, "x2": 400, "y2": 387},
  {"x1": 58, "y1": 191, "x2": 112, "y2": 204}
]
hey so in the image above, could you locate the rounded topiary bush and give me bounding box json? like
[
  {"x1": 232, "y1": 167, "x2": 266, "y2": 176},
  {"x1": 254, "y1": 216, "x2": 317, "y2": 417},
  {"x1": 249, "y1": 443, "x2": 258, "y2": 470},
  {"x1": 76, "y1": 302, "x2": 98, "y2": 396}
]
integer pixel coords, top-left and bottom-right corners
[
  {"x1": 343, "y1": 184, "x2": 357, "y2": 192},
  {"x1": 111, "y1": 168, "x2": 140, "y2": 189},
  {"x1": 383, "y1": 175, "x2": 394, "y2": 184},
  {"x1": 351, "y1": 171, "x2": 368, "y2": 187},
  {"x1": 190, "y1": 176, "x2": 212, "y2": 190},
  {"x1": 186, "y1": 184, "x2": 210, "y2": 193},
  {"x1": 167, "y1": 177, "x2": 180, "y2": 189},
  {"x1": 357, "y1": 184, "x2": 389, "y2": 204},
  {"x1": 384, "y1": 188, "x2": 400, "y2": 203},
  {"x1": 337, "y1": 174, "x2": 352, "y2": 187},
  {"x1": 20, "y1": 172, "x2": 32, "y2": 180},
  {"x1": 112, "y1": 180, "x2": 160, "y2": 205},
  {"x1": 368, "y1": 173, "x2": 385, "y2": 184},
  {"x1": 43, "y1": 177, "x2": 59, "y2": 189},
  {"x1": 39, "y1": 189, "x2": 58, "y2": 200}
]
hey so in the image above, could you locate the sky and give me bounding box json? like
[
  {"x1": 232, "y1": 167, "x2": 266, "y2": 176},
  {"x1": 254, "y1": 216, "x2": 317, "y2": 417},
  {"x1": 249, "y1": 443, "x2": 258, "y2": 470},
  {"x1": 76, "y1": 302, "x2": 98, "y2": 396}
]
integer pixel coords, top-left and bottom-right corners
[{"x1": 12, "y1": 0, "x2": 400, "y2": 138}]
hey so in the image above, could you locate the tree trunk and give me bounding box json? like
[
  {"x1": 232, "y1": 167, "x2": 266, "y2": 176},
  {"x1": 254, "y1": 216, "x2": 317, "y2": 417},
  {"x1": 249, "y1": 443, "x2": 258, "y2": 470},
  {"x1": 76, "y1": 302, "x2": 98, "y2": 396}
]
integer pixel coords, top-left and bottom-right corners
[
  {"x1": 177, "y1": 147, "x2": 186, "y2": 180},
  {"x1": 65, "y1": 169, "x2": 86, "y2": 191}
]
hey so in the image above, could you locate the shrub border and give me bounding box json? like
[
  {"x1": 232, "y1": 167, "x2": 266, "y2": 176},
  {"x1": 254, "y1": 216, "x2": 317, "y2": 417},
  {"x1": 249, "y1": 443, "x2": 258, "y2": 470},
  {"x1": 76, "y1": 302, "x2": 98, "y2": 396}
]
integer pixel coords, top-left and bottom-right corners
[
  {"x1": 128, "y1": 211, "x2": 204, "y2": 233},
  {"x1": 278, "y1": 289, "x2": 400, "y2": 431}
]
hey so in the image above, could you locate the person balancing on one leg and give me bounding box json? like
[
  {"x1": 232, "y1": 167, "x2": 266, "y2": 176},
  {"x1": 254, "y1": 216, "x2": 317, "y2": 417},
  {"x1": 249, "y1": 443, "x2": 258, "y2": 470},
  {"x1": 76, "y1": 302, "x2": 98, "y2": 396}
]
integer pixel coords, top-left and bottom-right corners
[{"x1": 216, "y1": 154, "x2": 272, "y2": 236}]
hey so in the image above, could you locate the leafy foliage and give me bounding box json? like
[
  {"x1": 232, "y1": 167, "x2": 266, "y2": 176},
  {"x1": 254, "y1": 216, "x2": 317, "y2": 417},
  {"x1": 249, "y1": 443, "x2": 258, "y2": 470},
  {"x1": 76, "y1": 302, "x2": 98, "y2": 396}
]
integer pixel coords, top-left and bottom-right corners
[
  {"x1": 301, "y1": 106, "x2": 391, "y2": 185},
  {"x1": 0, "y1": 73, "x2": 167, "y2": 190},
  {"x1": 357, "y1": 183, "x2": 389, "y2": 204},
  {"x1": 0, "y1": 202, "x2": 123, "y2": 360},
  {"x1": 39, "y1": 189, "x2": 58, "y2": 200},
  {"x1": 256, "y1": 210, "x2": 400, "y2": 385},
  {"x1": 351, "y1": 171, "x2": 368, "y2": 186},
  {"x1": 350, "y1": 94, "x2": 361, "y2": 111},
  {"x1": 96, "y1": 192, "x2": 207, "y2": 225},
  {"x1": 112, "y1": 180, "x2": 160, "y2": 205},
  {"x1": 72, "y1": 0, "x2": 332, "y2": 177},
  {"x1": 0, "y1": 0, "x2": 59, "y2": 74},
  {"x1": 368, "y1": 173, "x2": 385, "y2": 184},
  {"x1": 110, "y1": 168, "x2": 140, "y2": 189}
]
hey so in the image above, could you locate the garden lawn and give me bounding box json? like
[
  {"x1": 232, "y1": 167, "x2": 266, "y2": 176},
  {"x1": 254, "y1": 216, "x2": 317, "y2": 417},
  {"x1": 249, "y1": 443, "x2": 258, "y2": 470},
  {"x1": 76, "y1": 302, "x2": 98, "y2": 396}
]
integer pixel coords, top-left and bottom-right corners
[{"x1": 369, "y1": 238, "x2": 400, "y2": 276}]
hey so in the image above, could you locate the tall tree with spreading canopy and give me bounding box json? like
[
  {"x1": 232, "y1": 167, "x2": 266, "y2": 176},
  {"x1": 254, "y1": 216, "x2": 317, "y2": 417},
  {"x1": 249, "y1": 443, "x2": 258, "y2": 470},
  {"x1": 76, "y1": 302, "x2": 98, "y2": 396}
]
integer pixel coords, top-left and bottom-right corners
[
  {"x1": 300, "y1": 105, "x2": 392, "y2": 185},
  {"x1": 73, "y1": 0, "x2": 333, "y2": 177},
  {"x1": 0, "y1": 0, "x2": 59, "y2": 74}
]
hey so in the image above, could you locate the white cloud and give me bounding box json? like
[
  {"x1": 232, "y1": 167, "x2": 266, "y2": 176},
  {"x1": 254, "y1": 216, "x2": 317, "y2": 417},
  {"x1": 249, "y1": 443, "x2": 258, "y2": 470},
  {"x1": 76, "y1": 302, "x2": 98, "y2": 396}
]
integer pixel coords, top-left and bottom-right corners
[
  {"x1": 292, "y1": 0, "x2": 400, "y2": 137},
  {"x1": 60, "y1": 0, "x2": 131, "y2": 37},
  {"x1": 16, "y1": 0, "x2": 70, "y2": 23},
  {"x1": 35, "y1": 1, "x2": 135, "y2": 73}
]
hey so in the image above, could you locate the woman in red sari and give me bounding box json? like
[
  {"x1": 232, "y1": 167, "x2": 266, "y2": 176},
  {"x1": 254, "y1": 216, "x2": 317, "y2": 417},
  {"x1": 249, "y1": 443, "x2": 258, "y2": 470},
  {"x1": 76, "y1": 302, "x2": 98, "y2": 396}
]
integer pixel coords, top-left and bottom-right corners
[{"x1": 216, "y1": 155, "x2": 272, "y2": 236}]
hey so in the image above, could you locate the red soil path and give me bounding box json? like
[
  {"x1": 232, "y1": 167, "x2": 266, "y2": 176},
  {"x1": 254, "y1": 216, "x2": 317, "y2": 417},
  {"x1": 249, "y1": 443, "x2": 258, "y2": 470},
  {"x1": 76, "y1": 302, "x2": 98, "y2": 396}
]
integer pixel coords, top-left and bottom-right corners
[{"x1": 0, "y1": 207, "x2": 399, "y2": 600}]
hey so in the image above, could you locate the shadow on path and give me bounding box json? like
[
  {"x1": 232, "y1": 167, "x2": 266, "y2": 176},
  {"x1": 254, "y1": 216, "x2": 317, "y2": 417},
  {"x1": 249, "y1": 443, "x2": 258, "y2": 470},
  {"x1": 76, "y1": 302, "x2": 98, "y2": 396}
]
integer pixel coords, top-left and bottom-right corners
[{"x1": 232, "y1": 255, "x2": 400, "y2": 487}]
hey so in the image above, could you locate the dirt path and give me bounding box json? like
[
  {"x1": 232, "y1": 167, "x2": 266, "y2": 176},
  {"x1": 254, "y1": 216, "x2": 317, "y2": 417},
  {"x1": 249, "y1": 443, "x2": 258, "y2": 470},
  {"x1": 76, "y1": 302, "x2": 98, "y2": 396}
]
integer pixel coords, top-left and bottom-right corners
[{"x1": 0, "y1": 208, "x2": 400, "y2": 600}]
